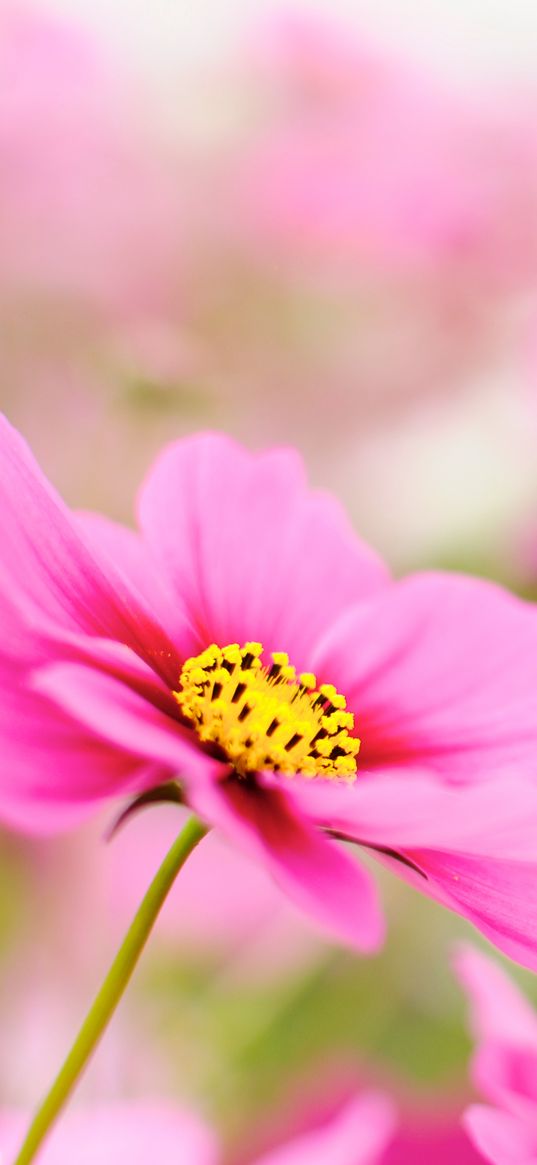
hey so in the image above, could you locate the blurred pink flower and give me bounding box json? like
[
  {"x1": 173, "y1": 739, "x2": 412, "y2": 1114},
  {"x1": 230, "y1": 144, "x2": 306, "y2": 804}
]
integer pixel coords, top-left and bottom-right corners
[
  {"x1": 0, "y1": 1090, "x2": 489, "y2": 1165},
  {"x1": 0, "y1": 3, "x2": 196, "y2": 526},
  {"x1": 245, "y1": 1081, "x2": 482, "y2": 1165},
  {"x1": 236, "y1": 12, "x2": 537, "y2": 277},
  {"x1": 103, "y1": 805, "x2": 319, "y2": 980},
  {"x1": 173, "y1": 8, "x2": 537, "y2": 448},
  {"x1": 250, "y1": 1093, "x2": 396, "y2": 1165},
  {"x1": 0, "y1": 1102, "x2": 217, "y2": 1165},
  {"x1": 457, "y1": 944, "x2": 537, "y2": 1164},
  {"x1": 0, "y1": 1094, "x2": 396, "y2": 1165},
  {"x1": 2, "y1": 0, "x2": 537, "y2": 578},
  {"x1": 0, "y1": 3, "x2": 180, "y2": 326},
  {"x1": 381, "y1": 1111, "x2": 483, "y2": 1165},
  {"x1": 3, "y1": 419, "x2": 537, "y2": 961}
]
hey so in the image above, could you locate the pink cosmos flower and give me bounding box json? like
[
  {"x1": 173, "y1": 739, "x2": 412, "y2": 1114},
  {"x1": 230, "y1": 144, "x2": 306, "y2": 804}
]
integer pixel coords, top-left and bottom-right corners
[
  {"x1": 456, "y1": 944, "x2": 537, "y2": 1163},
  {"x1": 3, "y1": 416, "x2": 537, "y2": 961}
]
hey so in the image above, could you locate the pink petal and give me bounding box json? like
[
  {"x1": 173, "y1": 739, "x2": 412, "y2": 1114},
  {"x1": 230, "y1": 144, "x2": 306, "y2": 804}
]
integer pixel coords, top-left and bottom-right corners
[
  {"x1": 75, "y1": 511, "x2": 161, "y2": 606},
  {"x1": 407, "y1": 848, "x2": 537, "y2": 974},
  {"x1": 0, "y1": 575, "x2": 180, "y2": 723},
  {"x1": 0, "y1": 416, "x2": 178, "y2": 684},
  {"x1": 286, "y1": 771, "x2": 537, "y2": 858},
  {"x1": 0, "y1": 614, "x2": 185, "y2": 828},
  {"x1": 187, "y1": 774, "x2": 384, "y2": 951},
  {"x1": 0, "y1": 663, "x2": 164, "y2": 831},
  {"x1": 254, "y1": 1094, "x2": 397, "y2": 1165},
  {"x1": 464, "y1": 1104, "x2": 537, "y2": 1165},
  {"x1": 288, "y1": 772, "x2": 537, "y2": 970},
  {"x1": 33, "y1": 662, "x2": 208, "y2": 781},
  {"x1": 52, "y1": 635, "x2": 179, "y2": 717},
  {"x1": 137, "y1": 432, "x2": 388, "y2": 671},
  {"x1": 0, "y1": 630, "x2": 183, "y2": 829},
  {"x1": 312, "y1": 572, "x2": 537, "y2": 780},
  {"x1": 76, "y1": 510, "x2": 193, "y2": 660}
]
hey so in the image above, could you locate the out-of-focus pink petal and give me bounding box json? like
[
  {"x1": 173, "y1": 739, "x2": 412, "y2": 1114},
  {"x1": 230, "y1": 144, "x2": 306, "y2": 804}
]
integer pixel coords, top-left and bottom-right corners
[
  {"x1": 288, "y1": 772, "x2": 537, "y2": 969},
  {"x1": 105, "y1": 806, "x2": 318, "y2": 975},
  {"x1": 32, "y1": 663, "x2": 210, "y2": 782},
  {"x1": 253, "y1": 1094, "x2": 397, "y2": 1165},
  {"x1": 312, "y1": 572, "x2": 537, "y2": 780},
  {"x1": 455, "y1": 945, "x2": 537, "y2": 1046},
  {"x1": 468, "y1": 1043, "x2": 537, "y2": 1127},
  {"x1": 456, "y1": 944, "x2": 537, "y2": 1118},
  {"x1": 187, "y1": 774, "x2": 384, "y2": 951},
  {"x1": 0, "y1": 415, "x2": 178, "y2": 683},
  {"x1": 382, "y1": 1112, "x2": 483, "y2": 1164},
  {"x1": 464, "y1": 1104, "x2": 537, "y2": 1165},
  {"x1": 0, "y1": 1102, "x2": 218, "y2": 1165},
  {"x1": 137, "y1": 432, "x2": 388, "y2": 671}
]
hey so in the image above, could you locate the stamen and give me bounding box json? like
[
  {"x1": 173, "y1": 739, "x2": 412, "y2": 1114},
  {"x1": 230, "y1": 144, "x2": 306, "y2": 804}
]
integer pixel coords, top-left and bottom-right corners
[{"x1": 174, "y1": 642, "x2": 360, "y2": 781}]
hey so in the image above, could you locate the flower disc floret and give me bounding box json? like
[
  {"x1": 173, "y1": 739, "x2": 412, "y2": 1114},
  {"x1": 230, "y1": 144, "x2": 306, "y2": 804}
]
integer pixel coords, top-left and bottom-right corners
[{"x1": 174, "y1": 642, "x2": 360, "y2": 780}]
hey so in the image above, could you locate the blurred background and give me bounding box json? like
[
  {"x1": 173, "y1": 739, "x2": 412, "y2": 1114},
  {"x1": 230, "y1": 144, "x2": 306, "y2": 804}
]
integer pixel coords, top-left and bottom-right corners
[{"x1": 2, "y1": 0, "x2": 537, "y2": 1159}]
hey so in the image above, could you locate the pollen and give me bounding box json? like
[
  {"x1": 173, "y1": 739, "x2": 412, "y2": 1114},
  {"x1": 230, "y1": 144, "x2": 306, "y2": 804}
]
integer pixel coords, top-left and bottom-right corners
[{"x1": 174, "y1": 642, "x2": 360, "y2": 781}]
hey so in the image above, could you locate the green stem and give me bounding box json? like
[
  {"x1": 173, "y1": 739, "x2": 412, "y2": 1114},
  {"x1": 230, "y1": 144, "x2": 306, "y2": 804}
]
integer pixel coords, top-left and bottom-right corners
[{"x1": 12, "y1": 814, "x2": 209, "y2": 1165}]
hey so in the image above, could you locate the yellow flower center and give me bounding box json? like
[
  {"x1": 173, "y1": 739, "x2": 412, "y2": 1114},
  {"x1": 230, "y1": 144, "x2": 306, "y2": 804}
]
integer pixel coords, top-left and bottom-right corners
[{"x1": 174, "y1": 641, "x2": 360, "y2": 780}]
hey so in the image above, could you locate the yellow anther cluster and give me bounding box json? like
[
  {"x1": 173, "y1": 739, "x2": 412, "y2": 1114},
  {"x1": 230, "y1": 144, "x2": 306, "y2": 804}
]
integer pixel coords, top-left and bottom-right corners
[{"x1": 174, "y1": 642, "x2": 360, "y2": 780}]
